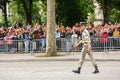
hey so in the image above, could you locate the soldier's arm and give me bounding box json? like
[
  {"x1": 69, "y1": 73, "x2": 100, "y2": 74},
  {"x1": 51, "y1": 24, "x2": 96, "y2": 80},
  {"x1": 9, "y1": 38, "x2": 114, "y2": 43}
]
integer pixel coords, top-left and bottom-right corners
[
  {"x1": 74, "y1": 40, "x2": 82, "y2": 47},
  {"x1": 86, "y1": 37, "x2": 92, "y2": 53},
  {"x1": 86, "y1": 37, "x2": 91, "y2": 44}
]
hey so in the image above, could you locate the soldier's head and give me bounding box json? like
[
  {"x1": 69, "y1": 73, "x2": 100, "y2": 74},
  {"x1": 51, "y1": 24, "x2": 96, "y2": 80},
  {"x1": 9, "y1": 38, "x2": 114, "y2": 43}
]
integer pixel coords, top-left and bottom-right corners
[{"x1": 80, "y1": 22, "x2": 86, "y2": 31}]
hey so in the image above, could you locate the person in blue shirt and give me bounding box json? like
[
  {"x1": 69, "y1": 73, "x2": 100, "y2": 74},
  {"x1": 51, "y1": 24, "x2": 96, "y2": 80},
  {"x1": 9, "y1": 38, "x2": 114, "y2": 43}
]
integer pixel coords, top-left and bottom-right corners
[
  {"x1": 23, "y1": 29, "x2": 30, "y2": 53},
  {"x1": 56, "y1": 29, "x2": 61, "y2": 50}
]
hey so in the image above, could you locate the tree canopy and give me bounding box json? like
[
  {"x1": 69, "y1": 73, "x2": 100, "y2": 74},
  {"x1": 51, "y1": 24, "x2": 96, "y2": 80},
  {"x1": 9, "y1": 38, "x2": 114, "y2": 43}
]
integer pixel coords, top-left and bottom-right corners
[
  {"x1": 0, "y1": 0, "x2": 120, "y2": 27},
  {"x1": 96, "y1": 0, "x2": 120, "y2": 24},
  {"x1": 10, "y1": 0, "x2": 40, "y2": 25}
]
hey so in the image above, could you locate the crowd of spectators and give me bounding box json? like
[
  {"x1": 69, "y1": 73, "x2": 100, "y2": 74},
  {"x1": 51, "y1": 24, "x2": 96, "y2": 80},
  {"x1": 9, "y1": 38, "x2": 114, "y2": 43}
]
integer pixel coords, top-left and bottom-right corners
[
  {"x1": 0, "y1": 21, "x2": 46, "y2": 40},
  {"x1": 56, "y1": 22, "x2": 120, "y2": 52},
  {"x1": 0, "y1": 20, "x2": 120, "y2": 40},
  {"x1": 0, "y1": 20, "x2": 120, "y2": 52}
]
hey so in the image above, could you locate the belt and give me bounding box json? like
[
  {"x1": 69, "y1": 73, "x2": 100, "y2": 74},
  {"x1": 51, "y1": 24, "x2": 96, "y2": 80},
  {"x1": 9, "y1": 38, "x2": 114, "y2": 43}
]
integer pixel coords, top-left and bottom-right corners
[{"x1": 84, "y1": 42, "x2": 87, "y2": 44}]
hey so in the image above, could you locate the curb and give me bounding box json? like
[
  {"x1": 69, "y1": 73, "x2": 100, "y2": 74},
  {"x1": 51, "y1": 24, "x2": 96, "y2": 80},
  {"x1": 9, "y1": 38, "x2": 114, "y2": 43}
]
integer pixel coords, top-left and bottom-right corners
[{"x1": 0, "y1": 58, "x2": 120, "y2": 62}]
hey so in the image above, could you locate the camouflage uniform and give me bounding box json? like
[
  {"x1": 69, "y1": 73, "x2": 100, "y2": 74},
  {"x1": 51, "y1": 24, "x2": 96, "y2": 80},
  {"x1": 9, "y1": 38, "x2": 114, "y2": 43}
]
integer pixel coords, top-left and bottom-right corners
[{"x1": 79, "y1": 29, "x2": 97, "y2": 67}]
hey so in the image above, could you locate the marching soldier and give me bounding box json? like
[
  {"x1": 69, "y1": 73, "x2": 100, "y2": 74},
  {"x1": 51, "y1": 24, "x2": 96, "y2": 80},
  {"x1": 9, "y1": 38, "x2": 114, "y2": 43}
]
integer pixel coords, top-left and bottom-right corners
[{"x1": 72, "y1": 23, "x2": 99, "y2": 74}]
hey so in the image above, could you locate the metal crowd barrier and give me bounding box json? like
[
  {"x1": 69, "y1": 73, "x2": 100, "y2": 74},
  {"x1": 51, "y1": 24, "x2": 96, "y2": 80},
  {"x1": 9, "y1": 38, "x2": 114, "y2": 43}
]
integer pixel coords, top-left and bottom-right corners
[
  {"x1": 0, "y1": 37, "x2": 120, "y2": 53},
  {"x1": 91, "y1": 36, "x2": 120, "y2": 52}
]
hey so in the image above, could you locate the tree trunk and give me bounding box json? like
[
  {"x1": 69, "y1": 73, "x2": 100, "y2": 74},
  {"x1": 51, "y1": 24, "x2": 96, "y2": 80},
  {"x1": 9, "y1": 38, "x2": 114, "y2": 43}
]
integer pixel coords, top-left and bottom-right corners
[
  {"x1": 102, "y1": 1, "x2": 109, "y2": 24},
  {"x1": 22, "y1": 0, "x2": 32, "y2": 25},
  {"x1": 3, "y1": 2, "x2": 8, "y2": 27},
  {"x1": 28, "y1": 0, "x2": 33, "y2": 24},
  {"x1": 100, "y1": 0, "x2": 113, "y2": 24},
  {"x1": 46, "y1": 0, "x2": 57, "y2": 56}
]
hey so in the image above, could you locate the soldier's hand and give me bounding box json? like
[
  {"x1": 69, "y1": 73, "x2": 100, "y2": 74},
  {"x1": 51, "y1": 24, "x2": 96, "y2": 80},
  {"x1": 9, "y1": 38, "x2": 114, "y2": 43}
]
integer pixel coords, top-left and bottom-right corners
[{"x1": 74, "y1": 43, "x2": 79, "y2": 48}]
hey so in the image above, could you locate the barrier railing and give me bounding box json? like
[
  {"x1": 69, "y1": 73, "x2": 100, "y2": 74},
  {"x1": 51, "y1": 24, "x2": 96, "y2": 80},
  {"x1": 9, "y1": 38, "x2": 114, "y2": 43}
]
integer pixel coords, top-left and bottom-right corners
[{"x1": 0, "y1": 37, "x2": 120, "y2": 53}]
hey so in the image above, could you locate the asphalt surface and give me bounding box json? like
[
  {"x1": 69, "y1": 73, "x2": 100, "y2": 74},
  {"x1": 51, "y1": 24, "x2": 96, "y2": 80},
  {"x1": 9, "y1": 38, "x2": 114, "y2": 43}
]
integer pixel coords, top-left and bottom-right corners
[
  {"x1": 0, "y1": 51, "x2": 120, "y2": 80},
  {"x1": 0, "y1": 61, "x2": 120, "y2": 80},
  {"x1": 0, "y1": 51, "x2": 120, "y2": 62}
]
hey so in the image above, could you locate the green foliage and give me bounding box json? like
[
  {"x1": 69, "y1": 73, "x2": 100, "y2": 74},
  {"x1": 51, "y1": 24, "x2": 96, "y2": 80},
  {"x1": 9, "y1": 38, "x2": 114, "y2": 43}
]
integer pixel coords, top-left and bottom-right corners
[
  {"x1": 0, "y1": 16, "x2": 4, "y2": 27},
  {"x1": 56, "y1": 0, "x2": 93, "y2": 27},
  {"x1": 0, "y1": 0, "x2": 120, "y2": 27},
  {"x1": 0, "y1": 16, "x2": 12, "y2": 27},
  {"x1": 85, "y1": 0, "x2": 95, "y2": 23},
  {"x1": 10, "y1": 0, "x2": 46, "y2": 25},
  {"x1": 96, "y1": 0, "x2": 120, "y2": 23},
  {"x1": 1, "y1": 0, "x2": 95, "y2": 27},
  {"x1": 0, "y1": 0, "x2": 10, "y2": 27},
  {"x1": 110, "y1": 9, "x2": 120, "y2": 23},
  {"x1": 87, "y1": 12, "x2": 95, "y2": 22},
  {"x1": 34, "y1": 0, "x2": 47, "y2": 24},
  {"x1": 10, "y1": 0, "x2": 24, "y2": 24},
  {"x1": 10, "y1": 0, "x2": 40, "y2": 24}
]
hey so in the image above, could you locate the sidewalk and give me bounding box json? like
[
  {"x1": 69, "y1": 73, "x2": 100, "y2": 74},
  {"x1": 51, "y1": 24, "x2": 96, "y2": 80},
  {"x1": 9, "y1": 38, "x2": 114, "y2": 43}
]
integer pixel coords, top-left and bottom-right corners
[{"x1": 0, "y1": 51, "x2": 120, "y2": 62}]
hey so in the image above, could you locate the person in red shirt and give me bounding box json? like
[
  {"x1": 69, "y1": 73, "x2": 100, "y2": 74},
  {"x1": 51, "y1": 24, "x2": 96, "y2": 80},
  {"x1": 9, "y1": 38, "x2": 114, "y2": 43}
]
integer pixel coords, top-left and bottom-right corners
[{"x1": 101, "y1": 30, "x2": 108, "y2": 52}]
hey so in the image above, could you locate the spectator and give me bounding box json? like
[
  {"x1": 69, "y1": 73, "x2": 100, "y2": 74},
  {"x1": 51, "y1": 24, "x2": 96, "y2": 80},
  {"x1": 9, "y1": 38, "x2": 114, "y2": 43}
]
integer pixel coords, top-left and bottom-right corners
[
  {"x1": 33, "y1": 30, "x2": 40, "y2": 39},
  {"x1": 113, "y1": 28, "x2": 120, "y2": 38},
  {"x1": 12, "y1": 20, "x2": 23, "y2": 29},
  {"x1": 71, "y1": 30, "x2": 78, "y2": 45},
  {"x1": 94, "y1": 27, "x2": 99, "y2": 36},
  {"x1": 112, "y1": 28, "x2": 120, "y2": 47},
  {"x1": 108, "y1": 28, "x2": 113, "y2": 37},
  {"x1": 4, "y1": 32, "x2": 16, "y2": 52},
  {"x1": 56, "y1": 29, "x2": 61, "y2": 50},
  {"x1": 23, "y1": 29, "x2": 30, "y2": 53},
  {"x1": 39, "y1": 26, "x2": 46, "y2": 50},
  {"x1": 26, "y1": 23, "x2": 31, "y2": 30},
  {"x1": 16, "y1": 29, "x2": 23, "y2": 39},
  {"x1": 71, "y1": 30, "x2": 78, "y2": 51},
  {"x1": 87, "y1": 22, "x2": 94, "y2": 37},
  {"x1": 60, "y1": 26, "x2": 66, "y2": 38},
  {"x1": 101, "y1": 29, "x2": 108, "y2": 51},
  {"x1": 73, "y1": 23, "x2": 79, "y2": 31},
  {"x1": 65, "y1": 27, "x2": 72, "y2": 53}
]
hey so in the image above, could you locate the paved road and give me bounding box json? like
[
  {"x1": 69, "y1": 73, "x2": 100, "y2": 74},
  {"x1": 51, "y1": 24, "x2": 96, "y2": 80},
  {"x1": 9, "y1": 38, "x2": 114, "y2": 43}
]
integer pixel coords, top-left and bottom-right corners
[
  {"x1": 1, "y1": 52, "x2": 120, "y2": 62},
  {"x1": 0, "y1": 61, "x2": 120, "y2": 80}
]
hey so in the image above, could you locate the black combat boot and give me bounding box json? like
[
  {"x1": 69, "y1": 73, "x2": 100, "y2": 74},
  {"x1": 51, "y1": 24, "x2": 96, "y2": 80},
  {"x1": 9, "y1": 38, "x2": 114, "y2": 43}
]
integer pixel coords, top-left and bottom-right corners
[
  {"x1": 72, "y1": 67, "x2": 81, "y2": 74},
  {"x1": 93, "y1": 65, "x2": 99, "y2": 74}
]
